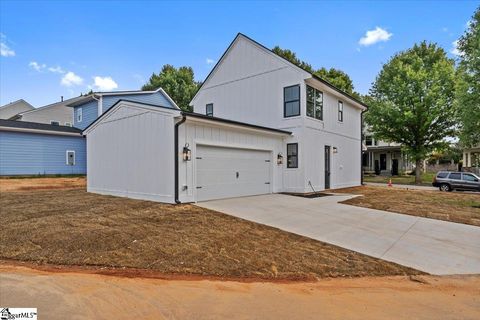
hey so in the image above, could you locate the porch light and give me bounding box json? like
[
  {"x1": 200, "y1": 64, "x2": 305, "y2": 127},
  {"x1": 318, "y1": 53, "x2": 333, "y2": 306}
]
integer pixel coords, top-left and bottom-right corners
[
  {"x1": 333, "y1": 147, "x2": 338, "y2": 154},
  {"x1": 277, "y1": 153, "x2": 284, "y2": 165},
  {"x1": 183, "y1": 143, "x2": 191, "y2": 161}
]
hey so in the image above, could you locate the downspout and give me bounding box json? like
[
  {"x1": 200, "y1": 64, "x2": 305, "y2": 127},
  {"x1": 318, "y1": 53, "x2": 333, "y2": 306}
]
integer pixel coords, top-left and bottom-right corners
[
  {"x1": 361, "y1": 110, "x2": 365, "y2": 185},
  {"x1": 174, "y1": 114, "x2": 187, "y2": 204}
]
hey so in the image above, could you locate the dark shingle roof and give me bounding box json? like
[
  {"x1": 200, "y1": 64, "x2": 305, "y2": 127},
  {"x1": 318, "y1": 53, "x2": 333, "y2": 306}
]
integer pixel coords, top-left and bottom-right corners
[{"x1": 0, "y1": 119, "x2": 83, "y2": 134}]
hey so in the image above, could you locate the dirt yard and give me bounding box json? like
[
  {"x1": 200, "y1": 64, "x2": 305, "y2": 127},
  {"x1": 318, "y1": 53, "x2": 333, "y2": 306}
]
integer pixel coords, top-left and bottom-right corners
[
  {"x1": 0, "y1": 176, "x2": 86, "y2": 192},
  {"x1": 0, "y1": 178, "x2": 420, "y2": 281},
  {"x1": 336, "y1": 185, "x2": 480, "y2": 227},
  {"x1": 1, "y1": 265, "x2": 479, "y2": 320}
]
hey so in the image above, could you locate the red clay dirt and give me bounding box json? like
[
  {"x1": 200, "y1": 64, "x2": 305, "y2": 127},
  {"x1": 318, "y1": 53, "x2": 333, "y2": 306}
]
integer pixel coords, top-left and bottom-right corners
[{"x1": 1, "y1": 264, "x2": 479, "y2": 320}]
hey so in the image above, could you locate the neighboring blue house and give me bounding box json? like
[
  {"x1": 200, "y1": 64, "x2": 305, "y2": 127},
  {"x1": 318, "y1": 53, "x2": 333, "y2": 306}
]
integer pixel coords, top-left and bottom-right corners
[
  {"x1": 0, "y1": 119, "x2": 86, "y2": 175},
  {"x1": 67, "y1": 88, "x2": 179, "y2": 129}
]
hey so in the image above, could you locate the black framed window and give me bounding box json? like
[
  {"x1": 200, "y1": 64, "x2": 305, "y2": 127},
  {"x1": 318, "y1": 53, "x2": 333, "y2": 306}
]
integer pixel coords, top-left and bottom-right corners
[
  {"x1": 287, "y1": 143, "x2": 298, "y2": 168},
  {"x1": 206, "y1": 103, "x2": 213, "y2": 116},
  {"x1": 338, "y1": 101, "x2": 343, "y2": 122},
  {"x1": 306, "y1": 85, "x2": 323, "y2": 120},
  {"x1": 284, "y1": 85, "x2": 300, "y2": 117},
  {"x1": 365, "y1": 136, "x2": 373, "y2": 146}
]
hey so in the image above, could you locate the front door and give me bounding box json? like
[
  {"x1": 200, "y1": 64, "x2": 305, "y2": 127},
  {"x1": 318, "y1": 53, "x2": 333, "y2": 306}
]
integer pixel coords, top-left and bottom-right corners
[
  {"x1": 380, "y1": 154, "x2": 387, "y2": 171},
  {"x1": 325, "y1": 146, "x2": 331, "y2": 189}
]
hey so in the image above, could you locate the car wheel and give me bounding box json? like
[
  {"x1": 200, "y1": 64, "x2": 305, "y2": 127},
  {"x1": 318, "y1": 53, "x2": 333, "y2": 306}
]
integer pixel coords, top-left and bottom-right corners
[{"x1": 440, "y1": 184, "x2": 451, "y2": 192}]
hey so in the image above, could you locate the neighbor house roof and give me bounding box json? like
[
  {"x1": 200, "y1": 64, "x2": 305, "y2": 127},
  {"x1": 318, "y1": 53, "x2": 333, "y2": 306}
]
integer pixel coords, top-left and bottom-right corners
[
  {"x1": 14, "y1": 96, "x2": 84, "y2": 118},
  {"x1": 191, "y1": 33, "x2": 368, "y2": 110},
  {"x1": 0, "y1": 119, "x2": 83, "y2": 136},
  {"x1": 0, "y1": 99, "x2": 35, "y2": 119},
  {"x1": 65, "y1": 87, "x2": 180, "y2": 110}
]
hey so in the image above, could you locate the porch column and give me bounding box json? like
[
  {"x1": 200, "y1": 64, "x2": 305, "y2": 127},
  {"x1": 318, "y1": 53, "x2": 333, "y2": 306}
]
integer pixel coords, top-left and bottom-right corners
[
  {"x1": 463, "y1": 152, "x2": 467, "y2": 167},
  {"x1": 468, "y1": 152, "x2": 472, "y2": 167}
]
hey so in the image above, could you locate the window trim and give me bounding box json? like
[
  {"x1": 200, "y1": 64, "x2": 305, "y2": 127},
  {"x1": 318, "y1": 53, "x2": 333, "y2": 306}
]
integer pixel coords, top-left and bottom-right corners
[
  {"x1": 283, "y1": 84, "x2": 301, "y2": 118},
  {"x1": 77, "y1": 108, "x2": 83, "y2": 123},
  {"x1": 286, "y1": 143, "x2": 299, "y2": 168},
  {"x1": 66, "y1": 150, "x2": 75, "y2": 166},
  {"x1": 306, "y1": 85, "x2": 323, "y2": 121},
  {"x1": 65, "y1": 122, "x2": 72, "y2": 127},
  {"x1": 338, "y1": 100, "x2": 344, "y2": 122},
  {"x1": 206, "y1": 103, "x2": 213, "y2": 117}
]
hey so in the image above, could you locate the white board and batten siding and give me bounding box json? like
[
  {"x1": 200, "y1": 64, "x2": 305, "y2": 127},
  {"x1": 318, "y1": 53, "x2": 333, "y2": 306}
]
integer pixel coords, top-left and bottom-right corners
[
  {"x1": 86, "y1": 102, "x2": 180, "y2": 203},
  {"x1": 191, "y1": 34, "x2": 365, "y2": 193},
  {"x1": 177, "y1": 120, "x2": 286, "y2": 203}
]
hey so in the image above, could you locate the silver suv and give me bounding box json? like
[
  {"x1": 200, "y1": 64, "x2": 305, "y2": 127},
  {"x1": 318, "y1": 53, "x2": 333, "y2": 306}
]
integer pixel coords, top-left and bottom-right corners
[{"x1": 432, "y1": 171, "x2": 480, "y2": 192}]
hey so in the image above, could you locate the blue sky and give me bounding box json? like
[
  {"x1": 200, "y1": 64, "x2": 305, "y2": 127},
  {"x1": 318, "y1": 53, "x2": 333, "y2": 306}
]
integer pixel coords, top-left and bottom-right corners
[{"x1": 0, "y1": 0, "x2": 477, "y2": 107}]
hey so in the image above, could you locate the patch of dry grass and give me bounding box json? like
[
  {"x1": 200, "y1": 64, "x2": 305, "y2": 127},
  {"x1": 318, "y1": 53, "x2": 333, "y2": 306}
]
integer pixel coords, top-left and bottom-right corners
[
  {"x1": 0, "y1": 177, "x2": 86, "y2": 192},
  {"x1": 0, "y1": 189, "x2": 420, "y2": 280},
  {"x1": 336, "y1": 186, "x2": 480, "y2": 227}
]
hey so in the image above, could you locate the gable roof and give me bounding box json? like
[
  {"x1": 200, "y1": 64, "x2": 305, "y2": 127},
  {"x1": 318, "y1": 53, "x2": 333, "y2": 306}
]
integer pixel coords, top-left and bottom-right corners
[
  {"x1": 15, "y1": 96, "x2": 84, "y2": 117},
  {"x1": 0, "y1": 119, "x2": 83, "y2": 135},
  {"x1": 0, "y1": 99, "x2": 35, "y2": 119},
  {"x1": 191, "y1": 33, "x2": 368, "y2": 110},
  {"x1": 65, "y1": 87, "x2": 180, "y2": 110}
]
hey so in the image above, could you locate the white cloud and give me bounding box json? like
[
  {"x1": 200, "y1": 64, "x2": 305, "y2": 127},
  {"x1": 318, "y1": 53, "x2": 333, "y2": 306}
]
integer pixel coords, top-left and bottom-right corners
[
  {"x1": 206, "y1": 58, "x2": 215, "y2": 65},
  {"x1": 48, "y1": 66, "x2": 65, "y2": 74},
  {"x1": 61, "y1": 72, "x2": 83, "y2": 87},
  {"x1": 92, "y1": 76, "x2": 118, "y2": 91},
  {"x1": 450, "y1": 40, "x2": 462, "y2": 56},
  {"x1": 359, "y1": 27, "x2": 393, "y2": 46},
  {"x1": 29, "y1": 61, "x2": 46, "y2": 71},
  {"x1": 1, "y1": 42, "x2": 15, "y2": 57}
]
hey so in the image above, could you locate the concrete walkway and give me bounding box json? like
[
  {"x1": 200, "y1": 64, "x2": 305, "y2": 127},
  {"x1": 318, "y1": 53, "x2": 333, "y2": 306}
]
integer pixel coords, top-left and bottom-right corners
[{"x1": 196, "y1": 194, "x2": 480, "y2": 275}]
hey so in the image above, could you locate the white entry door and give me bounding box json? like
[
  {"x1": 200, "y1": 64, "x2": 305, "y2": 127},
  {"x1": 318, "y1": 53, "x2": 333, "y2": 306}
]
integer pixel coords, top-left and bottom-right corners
[{"x1": 196, "y1": 145, "x2": 272, "y2": 201}]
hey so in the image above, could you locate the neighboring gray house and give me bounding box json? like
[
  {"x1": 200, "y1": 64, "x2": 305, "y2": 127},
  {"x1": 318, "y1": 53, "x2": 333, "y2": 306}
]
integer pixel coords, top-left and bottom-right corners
[
  {"x1": 463, "y1": 144, "x2": 480, "y2": 174},
  {"x1": 0, "y1": 99, "x2": 34, "y2": 119},
  {"x1": 13, "y1": 96, "x2": 84, "y2": 126}
]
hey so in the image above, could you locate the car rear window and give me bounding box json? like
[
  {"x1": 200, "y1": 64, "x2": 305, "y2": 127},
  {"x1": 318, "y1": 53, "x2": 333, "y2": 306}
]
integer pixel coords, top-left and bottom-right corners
[
  {"x1": 448, "y1": 173, "x2": 461, "y2": 180},
  {"x1": 437, "y1": 172, "x2": 449, "y2": 178}
]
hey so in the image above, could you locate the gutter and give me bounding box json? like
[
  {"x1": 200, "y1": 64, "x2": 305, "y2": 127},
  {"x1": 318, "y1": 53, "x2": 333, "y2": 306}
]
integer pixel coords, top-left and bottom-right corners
[{"x1": 174, "y1": 115, "x2": 187, "y2": 204}]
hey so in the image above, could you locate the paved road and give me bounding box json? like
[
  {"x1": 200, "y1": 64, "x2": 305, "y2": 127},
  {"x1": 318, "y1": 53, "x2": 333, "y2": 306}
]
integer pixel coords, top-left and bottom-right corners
[
  {"x1": 197, "y1": 194, "x2": 480, "y2": 275},
  {"x1": 1, "y1": 266, "x2": 479, "y2": 320}
]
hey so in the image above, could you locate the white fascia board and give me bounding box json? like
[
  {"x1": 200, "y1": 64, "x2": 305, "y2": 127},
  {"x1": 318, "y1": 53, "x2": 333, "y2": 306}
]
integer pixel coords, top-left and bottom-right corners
[
  {"x1": 0, "y1": 127, "x2": 83, "y2": 137},
  {"x1": 184, "y1": 117, "x2": 291, "y2": 137}
]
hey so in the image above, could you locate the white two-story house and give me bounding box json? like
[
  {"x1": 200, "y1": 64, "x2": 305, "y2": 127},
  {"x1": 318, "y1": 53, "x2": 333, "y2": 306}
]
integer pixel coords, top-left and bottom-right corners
[
  {"x1": 84, "y1": 33, "x2": 367, "y2": 203},
  {"x1": 190, "y1": 34, "x2": 367, "y2": 194}
]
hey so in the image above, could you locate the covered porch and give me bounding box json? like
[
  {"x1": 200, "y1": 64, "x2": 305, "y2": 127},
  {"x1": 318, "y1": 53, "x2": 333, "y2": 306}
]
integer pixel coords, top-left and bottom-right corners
[
  {"x1": 363, "y1": 146, "x2": 413, "y2": 175},
  {"x1": 463, "y1": 145, "x2": 480, "y2": 174}
]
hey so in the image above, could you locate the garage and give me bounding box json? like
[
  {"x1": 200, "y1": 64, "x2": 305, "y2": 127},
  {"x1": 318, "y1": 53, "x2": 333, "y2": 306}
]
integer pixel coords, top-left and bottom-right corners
[{"x1": 196, "y1": 145, "x2": 272, "y2": 201}]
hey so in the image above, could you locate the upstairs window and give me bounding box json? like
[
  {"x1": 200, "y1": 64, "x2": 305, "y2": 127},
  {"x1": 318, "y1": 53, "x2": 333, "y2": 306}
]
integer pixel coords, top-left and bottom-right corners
[
  {"x1": 65, "y1": 122, "x2": 72, "y2": 127},
  {"x1": 338, "y1": 101, "x2": 344, "y2": 122},
  {"x1": 77, "y1": 108, "x2": 83, "y2": 122},
  {"x1": 306, "y1": 85, "x2": 323, "y2": 120},
  {"x1": 206, "y1": 103, "x2": 213, "y2": 117},
  {"x1": 50, "y1": 121, "x2": 60, "y2": 126},
  {"x1": 365, "y1": 136, "x2": 372, "y2": 146},
  {"x1": 287, "y1": 143, "x2": 298, "y2": 168},
  {"x1": 284, "y1": 85, "x2": 300, "y2": 117}
]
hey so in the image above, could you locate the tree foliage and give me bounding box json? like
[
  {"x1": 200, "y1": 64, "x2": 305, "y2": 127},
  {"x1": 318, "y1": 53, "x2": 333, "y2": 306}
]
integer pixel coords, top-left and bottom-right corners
[
  {"x1": 366, "y1": 42, "x2": 456, "y2": 183},
  {"x1": 455, "y1": 7, "x2": 480, "y2": 147},
  {"x1": 142, "y1": 65, "x2": 201, "y2": 111},
  {"x1": 272, "y1": 46, "x2": 359, "y2": 98}
]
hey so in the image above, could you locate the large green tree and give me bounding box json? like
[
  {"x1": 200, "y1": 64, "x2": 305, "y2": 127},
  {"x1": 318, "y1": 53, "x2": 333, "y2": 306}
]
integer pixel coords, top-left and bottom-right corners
[
  {"x1": 142, "y1": 65, "x2": 201, "y2": 111},
  {"x1": 455, "y1": 7, "x2": 480, "y2": 147},
  {"x1": 367, "y1": 42, "x2": 456, "y2": 184},
  {"x1": 272, "y1": 46, "x2": 359, "y2": 98}
]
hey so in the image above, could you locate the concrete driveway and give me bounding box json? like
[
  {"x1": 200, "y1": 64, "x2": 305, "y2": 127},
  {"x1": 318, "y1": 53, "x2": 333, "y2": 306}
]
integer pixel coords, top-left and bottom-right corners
[{"x1": 196, "y1": 194, "x2": 480, "y2": 275}]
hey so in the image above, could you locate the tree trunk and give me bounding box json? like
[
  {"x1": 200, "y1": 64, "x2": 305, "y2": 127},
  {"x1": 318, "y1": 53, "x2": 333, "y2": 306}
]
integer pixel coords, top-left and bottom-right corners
[{"x1": 415, "y1": 159, "x2": 422, "y2": 184}]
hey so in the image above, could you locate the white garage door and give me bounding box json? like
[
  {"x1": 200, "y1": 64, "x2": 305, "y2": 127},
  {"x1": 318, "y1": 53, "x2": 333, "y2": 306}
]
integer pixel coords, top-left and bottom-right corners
[{"x1": 196, "y1": 145, "x2": 272, "y2": 201}]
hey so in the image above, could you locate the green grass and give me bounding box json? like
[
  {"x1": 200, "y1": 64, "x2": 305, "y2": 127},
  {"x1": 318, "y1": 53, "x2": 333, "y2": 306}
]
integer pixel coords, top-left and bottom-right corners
[{"x1": 363, "y1": 172, "x2": 435, "y2": 186}]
